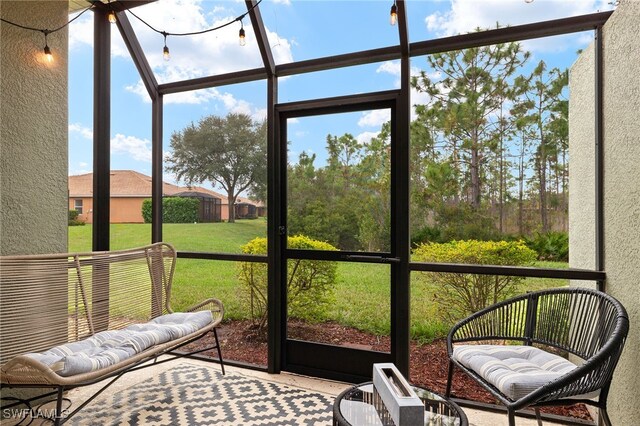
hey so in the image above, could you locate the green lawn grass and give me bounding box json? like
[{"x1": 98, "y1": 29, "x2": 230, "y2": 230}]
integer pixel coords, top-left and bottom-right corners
[{"x1": 68, "y1": 223, "x2": 568, "y2": 341}]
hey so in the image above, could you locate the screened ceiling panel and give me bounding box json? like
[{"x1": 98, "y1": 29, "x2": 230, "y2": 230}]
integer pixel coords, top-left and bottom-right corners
[
  {"x1": 260, "y1": 0, "x2": 400, "y2": 64},
  {"x1": 406, "y1": 0, "x2": 614, "y2": 43},
  {"x1": 119, "y1": 1, "x2": 266, "y2": 85}
]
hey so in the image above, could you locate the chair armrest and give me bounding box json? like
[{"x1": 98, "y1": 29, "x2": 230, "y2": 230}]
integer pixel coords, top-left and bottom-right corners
[{"x1": 184, "y1": 298, "x2": 224, "y2": 325}]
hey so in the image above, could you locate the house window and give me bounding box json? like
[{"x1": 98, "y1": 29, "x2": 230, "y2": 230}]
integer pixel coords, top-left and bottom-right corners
[{"x1": 74, "y1": 199, "x2": 83, "y2": 215}]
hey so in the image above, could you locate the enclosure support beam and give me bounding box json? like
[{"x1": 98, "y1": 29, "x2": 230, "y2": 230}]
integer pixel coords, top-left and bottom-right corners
[
  {"x1": 595, "y1": 26, "x2": 605, "y2": 293},
  {"x1": 246, "y1": 0, "x2": 275, "y2": 76},
  {"x1": 267, "y1": 75, "x2": 282, "y2": 374},
  {"x1": 116, "y1": 11, "x2": 158, "y2": 101},
  {"x1": 151, "y1": 96, "x2": 163, "y2": 243},
  {"x1": 392, "y1": 0, "x2": 411, "y2": 378},
  {"x1": 93, "y1": 7, "x2": 111, "y2": 252}
]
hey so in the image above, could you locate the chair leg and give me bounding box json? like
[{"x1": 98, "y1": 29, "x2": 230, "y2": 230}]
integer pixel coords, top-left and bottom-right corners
[
  {"x1": 213, "y1": 328, "x2": 225, "y2": 375},
  {"x1": 534, "y1": 408, "x2": 543, "y2": 426},
  {"x1": 54, "y1": 386, "x2": 65, "y2": 426},
  {"x1": 599, "y1": 408, "x2": 612, "y2": 426},
  {"x1": 445, "y1": 360, "x2": 454, "y2": 397},
  {"x1": 507, "y1": 408, "x2": 516, "y2": 426}
]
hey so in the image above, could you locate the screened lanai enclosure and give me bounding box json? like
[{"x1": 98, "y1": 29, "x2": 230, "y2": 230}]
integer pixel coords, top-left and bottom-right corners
[{"x1": 67, "y1": 0, "x2": 614, "y2": 421}]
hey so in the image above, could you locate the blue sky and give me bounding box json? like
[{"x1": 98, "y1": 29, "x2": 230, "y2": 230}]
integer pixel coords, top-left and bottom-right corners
[{"x1": 67, "y1": 0, "x2": 613, "y2": 192}]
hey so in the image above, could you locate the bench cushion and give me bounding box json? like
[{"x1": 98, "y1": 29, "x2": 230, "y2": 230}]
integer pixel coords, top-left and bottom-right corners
[
  {"x1": 24, "y1": 311, "x2": 213, "y2": 377},
  {"x1": 452, "y1": 345, "x2": 577, "y2": 400}
]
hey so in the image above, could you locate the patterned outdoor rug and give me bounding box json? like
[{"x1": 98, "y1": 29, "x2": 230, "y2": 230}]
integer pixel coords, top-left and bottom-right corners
[{"x1": 69, "y1": 363, "x2": 334, "y2": 425}]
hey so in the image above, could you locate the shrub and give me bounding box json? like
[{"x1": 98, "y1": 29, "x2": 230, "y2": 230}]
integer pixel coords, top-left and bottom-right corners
[
  {"x1": 68, "y1": 210, "x2": 85, "y2": 226},
  {"x1": 525, "y1": 231, "x2": 569, "y2": 262},
  {"x1": 411, "y1": 225, "x2": 444, "y2": 246},
  {"x1": 142, "y1": 197, "x2": 199, "y2": 223},
  {"x1": 238, "y1": 235, "x2": 338, "y2": 331},
  {"x1": 413, "y1": 239, "x2": 537, "y2": 324}
]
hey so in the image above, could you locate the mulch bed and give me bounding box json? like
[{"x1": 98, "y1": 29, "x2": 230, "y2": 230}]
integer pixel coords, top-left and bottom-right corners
[{"x1": 184, "y1": 319, "x2": 592, "y2": 422}]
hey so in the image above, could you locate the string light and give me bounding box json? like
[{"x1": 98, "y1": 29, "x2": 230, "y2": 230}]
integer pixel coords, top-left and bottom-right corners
[
  {"x1": 524, "y1": 0, "x2": 534, "y2": 3},
  {"x1": 0, "y1": 5, "x2": 92, "y2": 64},
  {"x1": 239, "y1": 21, "x2": 246, "y2": 46},
  {"x1": 125, "y1": 0, "x2": 263, "y2": 59},
  {"x1": 43, "y1": 31, "x2": 53, "y2": 62},
  {"x1": 390, "y1": 0, "x2": 397, "y2": 26},
  {"x1": 1, "y1": 0, "x2": 260, "y2": 64},
  {"x1": 162, "y1": 32, "x2": 170, "y2": 61}
]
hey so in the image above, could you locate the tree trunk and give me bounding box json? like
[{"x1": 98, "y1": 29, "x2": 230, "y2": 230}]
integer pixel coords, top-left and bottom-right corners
[
  {"x1": 227, "y1": 194, "x2": 236, "y2": 223},
  {"x1": 518, "y1": 132, "x2": 525, "y2": 236},
  {"x1": 499, "y1": 132, "x2": 505, "y2": 234},
  {"x1": 539, "y1": 140, "x2": 548, "y2": 233},
  {"x1": 471, "y1": 131, "x2": 481, "y2": 209}
]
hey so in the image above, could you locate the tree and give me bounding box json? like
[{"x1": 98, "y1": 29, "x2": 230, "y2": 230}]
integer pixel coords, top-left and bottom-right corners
[
  {"x1": 412, "y1": 36, "x2": 528, "y2": 211},
  {"x1": 166, "y1": 113, "x2": 266, "y2": 223},
  {"x1": 520, "y1": 61, "x2": 568, "y2": 232}
]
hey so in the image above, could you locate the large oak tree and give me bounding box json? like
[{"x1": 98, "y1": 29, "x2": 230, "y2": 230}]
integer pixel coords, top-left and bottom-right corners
[{"x1": 167, "y1": 113, "x2": 266, "y2": 223}]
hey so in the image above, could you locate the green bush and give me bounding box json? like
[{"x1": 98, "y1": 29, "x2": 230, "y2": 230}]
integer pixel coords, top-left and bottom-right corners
[
  {"x1": 238, "y1": 235, "x2": 338, "y2": 331},
  {"x1": 411, "y1": 225, "x2": 444, "y2": 246},
  {"x1": 142, "y1": 197, "x2": 199, "y2": 223},
  {"x1": 525, "y1": 231, "x2": 569, "y2": 262},
  {"x1": 413, "y1": 239, "x2": 537, "y2": 323},
  {"x1": 68, "y1": 210, "x2": 85, "y2": 226}
]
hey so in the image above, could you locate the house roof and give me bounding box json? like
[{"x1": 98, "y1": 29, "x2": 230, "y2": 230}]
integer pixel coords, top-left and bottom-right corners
[
  {"x1": 68, "y1": 170, "x2": 262, "y2": 206},
  {"x1": 69, "y1": 170, "x2": 183, "y2": 198}
]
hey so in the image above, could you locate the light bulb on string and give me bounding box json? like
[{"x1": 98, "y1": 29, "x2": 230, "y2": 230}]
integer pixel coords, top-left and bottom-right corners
[
  {"x1": 239, "y1": 21, "x2": 246, "y2": 46},
  {"x1": 162, "y1": 32, "x2": 170, "y2": 61},
  {"x1": 43, "y1": 31, "x2": 53, "y2": 63},
  {"x1": 44, "y1": 44, "x2": 53, "y2": 62},
  {"x1": 390, "y1": 1, "x2": 397, "y2": 26},
  {"x1": 524, "y1": 0, "x2": 534, "y2": 3},
  {"x1": 108, "y1": 10, "x2": 117, "y2": 24}
]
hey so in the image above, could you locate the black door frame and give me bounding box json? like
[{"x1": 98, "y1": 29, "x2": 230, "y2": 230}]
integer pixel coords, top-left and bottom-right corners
[{"x1": 271, "y1": 90, "x2": 410, "y2": 382}]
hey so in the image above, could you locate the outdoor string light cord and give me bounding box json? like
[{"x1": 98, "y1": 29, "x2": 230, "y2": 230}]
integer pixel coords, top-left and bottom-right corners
[
  {"x1": 0, "y1": 5, "x2": 93, "y2": 60},
  {"x1": 125, "y1": 0, "x2": 262, "y2": 37}
]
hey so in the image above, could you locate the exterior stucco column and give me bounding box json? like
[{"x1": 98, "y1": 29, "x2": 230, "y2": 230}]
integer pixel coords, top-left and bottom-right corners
[
  {"x1": 1, "y1": 0, "x2": 68, "y2": 256},
  {"x1": 569, "y1": 1, "x2": 640, "y2": 424}
]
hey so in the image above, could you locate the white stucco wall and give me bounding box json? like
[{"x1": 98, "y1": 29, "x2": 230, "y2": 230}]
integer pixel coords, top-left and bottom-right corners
[
  {"x1": 0, "y1": 1, "x2": 68, "y2": 255},
  {"x1": 569, "y1": 1, "x2": 640, "y2": 424}
]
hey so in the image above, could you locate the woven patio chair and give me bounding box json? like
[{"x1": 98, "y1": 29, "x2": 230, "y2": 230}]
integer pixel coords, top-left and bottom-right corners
[{"x1": 445, "y1": 287, "x2": 629, "y2": 426}]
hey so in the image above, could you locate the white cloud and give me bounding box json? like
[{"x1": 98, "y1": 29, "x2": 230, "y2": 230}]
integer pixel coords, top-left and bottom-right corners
[
  {"x1": 119, "y1": 0, "x2": 293, "y2": 83},
  {"x1": 69, "y1": 123, "x2": 93, "y2": 139},
  {"x1": 376, "y1": 61, "x2": 401, "y2": 77},
  {"x1": 111, "y1": 134, "x2": 152, "y2": 162},
  {"x1": 69, "y1": 0, "x2": 294, "y2": 115},
  {"x1": 358, "y1": 109, "x2": 391, "y2": 128},
  {"x1": 68, "y1": 12, "x2": 94, "y2": 51},
  {"x1": 356, "y1": 131, "x2": 380, "y2": 145},
  {"x1": 425, "y1": 0, "x2": 613, "y2": 51}
]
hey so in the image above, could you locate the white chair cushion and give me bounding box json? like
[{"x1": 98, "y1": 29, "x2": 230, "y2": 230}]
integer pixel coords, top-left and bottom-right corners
[
  {"x1": 452, "y1": 344, "x2": 577, "y2": 401},
  {"x1": 24, "y1": 311, "x2": 213, "y2": 377}
]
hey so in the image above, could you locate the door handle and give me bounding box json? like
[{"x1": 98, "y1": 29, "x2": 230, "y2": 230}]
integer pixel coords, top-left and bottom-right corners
[{"x1": 342, "y1": 255, "x2": 401, "y2": 263}]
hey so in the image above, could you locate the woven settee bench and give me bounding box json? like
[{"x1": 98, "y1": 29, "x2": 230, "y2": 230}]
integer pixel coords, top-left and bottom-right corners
[{"x1": 0, "y1": 243, "x2": 224, "y2": 425}]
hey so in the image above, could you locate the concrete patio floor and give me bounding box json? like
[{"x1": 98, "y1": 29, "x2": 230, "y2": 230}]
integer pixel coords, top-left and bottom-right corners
[{"x1": 19, "y1": 357, "x2": 566, "y2": 425}]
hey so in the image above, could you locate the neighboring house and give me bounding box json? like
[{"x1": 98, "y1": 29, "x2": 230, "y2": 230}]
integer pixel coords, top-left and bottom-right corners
[{"x1": 68, "y1": 170, "x2": 263, "y2": 223}]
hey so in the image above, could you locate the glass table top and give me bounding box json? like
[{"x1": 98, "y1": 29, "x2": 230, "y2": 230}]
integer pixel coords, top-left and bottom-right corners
[{"x1": 335, "y1": 382, "x2": 468, "y2": 426}]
